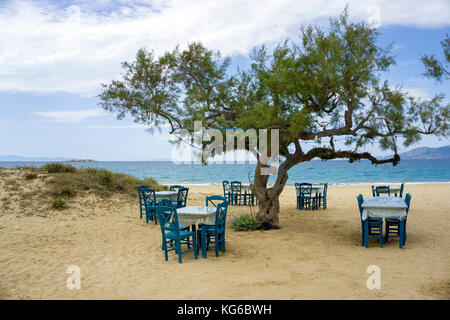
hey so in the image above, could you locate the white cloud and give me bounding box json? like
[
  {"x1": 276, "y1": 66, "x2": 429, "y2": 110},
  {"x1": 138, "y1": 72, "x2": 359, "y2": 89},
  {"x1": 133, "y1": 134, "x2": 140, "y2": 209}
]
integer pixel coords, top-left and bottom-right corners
[
  {"x1": 0, "y1": 0, "x2": 449, "y2": 95},
  {"x1": 401, "y1": 87, "x2": 432, "y2": 100},
  {"x1": 33, "y1": 108, "x2": 108, "y2": 122}
]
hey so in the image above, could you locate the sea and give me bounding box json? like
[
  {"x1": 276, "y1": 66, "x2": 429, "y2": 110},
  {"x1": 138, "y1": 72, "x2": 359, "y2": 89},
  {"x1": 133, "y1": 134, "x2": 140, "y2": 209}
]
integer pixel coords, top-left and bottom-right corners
[{"x1": 1, "y1": 159, "x2": 449, "y2": 186}]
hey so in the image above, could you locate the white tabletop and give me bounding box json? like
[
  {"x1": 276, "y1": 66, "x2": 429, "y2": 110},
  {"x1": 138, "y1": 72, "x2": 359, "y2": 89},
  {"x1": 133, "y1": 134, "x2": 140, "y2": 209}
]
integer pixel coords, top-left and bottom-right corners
[
  {"x1": 361, "y1": 197, "x2": 407, "y2": 221},
  {"x1": 155, "y1": 191, "x2": 178, "y2": 201},
  {"x1": 177, "y1": 206, "x2": 216, "y2": 225}
]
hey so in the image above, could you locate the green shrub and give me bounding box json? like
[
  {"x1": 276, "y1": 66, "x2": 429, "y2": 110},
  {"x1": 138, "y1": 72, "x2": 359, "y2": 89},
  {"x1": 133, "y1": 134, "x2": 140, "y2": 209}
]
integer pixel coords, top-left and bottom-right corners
[
  {"x1": 42, "y1": 162, "x2": 77, "y2": 174},
  {"x1": 58, "y1": 185, "x2": 78, "y2": 198},
  {"x1": 24, "y1": 172, "x2": 38, "y2": 180},
  {"x1": 230, "y1": 214, "x2": 262, "y2": 231},
  {"x1": 52, "y1": 197, "x2": 68, "y2": 210}
]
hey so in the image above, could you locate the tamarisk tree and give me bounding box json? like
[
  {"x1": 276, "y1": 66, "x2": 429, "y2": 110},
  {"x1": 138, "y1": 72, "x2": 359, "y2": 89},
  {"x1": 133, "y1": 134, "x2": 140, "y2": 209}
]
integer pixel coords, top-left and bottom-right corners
[{"x1": 99, "y1": 10, "x2": 449, "y2": 229}]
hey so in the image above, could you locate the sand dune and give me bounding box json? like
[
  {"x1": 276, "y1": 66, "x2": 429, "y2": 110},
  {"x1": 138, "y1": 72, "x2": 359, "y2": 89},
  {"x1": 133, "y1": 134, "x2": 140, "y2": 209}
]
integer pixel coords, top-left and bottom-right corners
[{"x1": 0, "y1": 170, "x2": 449, "y2": 299}]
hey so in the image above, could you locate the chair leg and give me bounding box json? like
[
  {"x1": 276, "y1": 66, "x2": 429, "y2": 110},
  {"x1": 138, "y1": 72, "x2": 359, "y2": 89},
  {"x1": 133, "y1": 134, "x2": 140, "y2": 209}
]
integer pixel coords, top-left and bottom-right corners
[
  {"x1": 379, "y1": 224, "x2": 383, "y2": 248},
  {"x1": 361, "y1": 225, "x2": 365, "y2": 246},
  {"x1": 384, "y1": 224, "x2": 389, "y2": 243},
  {"x1": 193, "y1": 234, "x2": 198, "y2": 259},
  {"x1": 399, "y1": 221, "x2": 405, "y2": 248},
  {"x1": 364, "y1": 221, "x2": 369, "y2": 248},
  {"x1": 215, "y1": 234, "x2": 220, "y2": 257},
  {"x1": 202, "y1": 228, "x2": 207, "y2": 258}
]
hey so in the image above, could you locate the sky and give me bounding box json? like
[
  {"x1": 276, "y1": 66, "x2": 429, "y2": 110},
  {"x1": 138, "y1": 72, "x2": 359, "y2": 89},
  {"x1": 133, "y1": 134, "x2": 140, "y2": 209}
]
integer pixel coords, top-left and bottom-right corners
[{"x1": 0, "y1": 0, "x2": 449, "y2": 161}]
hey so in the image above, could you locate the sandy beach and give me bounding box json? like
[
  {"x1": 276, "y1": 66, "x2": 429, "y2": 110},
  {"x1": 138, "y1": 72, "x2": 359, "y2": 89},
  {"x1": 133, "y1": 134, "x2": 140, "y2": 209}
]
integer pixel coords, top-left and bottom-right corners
[{"x1": 0, "y1": 170, "x2": 449, "y2": 299}]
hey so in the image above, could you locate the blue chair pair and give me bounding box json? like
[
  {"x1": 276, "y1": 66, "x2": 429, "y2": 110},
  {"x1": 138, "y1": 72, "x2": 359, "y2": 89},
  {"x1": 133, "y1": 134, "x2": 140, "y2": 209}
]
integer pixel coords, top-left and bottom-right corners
[
  {"x1": 295, "y1": 183, "x2": 316, "y2": 210},
  {"x1": 197, "y1": 195, "x2": 228, "y2": 258},
  {"x1": 357, "y1": 194, "x2": 384, "y2": 248},
  {"x1": 384, "y1": 193, "x2": 411, "y2": 247},
  {"x1": 156, "y1": 205, "x2": 197, "y2": 264},
  {"x1": 371, "y1": 183, "x2": 404, "y2": 198}
]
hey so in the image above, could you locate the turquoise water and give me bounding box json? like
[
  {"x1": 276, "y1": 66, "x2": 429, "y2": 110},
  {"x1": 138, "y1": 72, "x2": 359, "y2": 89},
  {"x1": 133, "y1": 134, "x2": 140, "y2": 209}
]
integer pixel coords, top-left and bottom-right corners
[{"x1": 1, "y1": 159, "x2": 449, "y2": 185}]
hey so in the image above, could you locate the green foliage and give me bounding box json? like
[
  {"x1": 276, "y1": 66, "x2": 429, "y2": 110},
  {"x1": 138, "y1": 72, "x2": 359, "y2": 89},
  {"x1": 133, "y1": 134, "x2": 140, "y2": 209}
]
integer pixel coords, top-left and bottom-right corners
[
  {"x1": 43, "y1": 162, "x2": 77, "y2": 174},
  {"x1": 99, "y1": 7, "x2": 448, "y2": 161},
  {"x1": 58, "y1": 185, "x2": 78, "y2": 198},
  {"x1": 24, "y1": 172, "x2": 38, "y2": 180},
  {"x1": 49, "y1": 167, "x2": 167, "y2": 198},
  {"x1": 52, "y1": 198, "x2": 68, "y2": 210},
  {"x1": 230, "y1": 214, "x2": 262, "y2": 231},
  {"x1": 421, "y1": 34, "x2": 449, "y2": 82}
]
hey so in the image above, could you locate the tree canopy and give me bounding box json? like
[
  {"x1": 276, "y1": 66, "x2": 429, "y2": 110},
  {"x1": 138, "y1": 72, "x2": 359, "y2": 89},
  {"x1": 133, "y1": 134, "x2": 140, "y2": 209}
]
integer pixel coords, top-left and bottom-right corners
[{"x1": 99, "y1": 8, "x2": 449, "y2": 228}]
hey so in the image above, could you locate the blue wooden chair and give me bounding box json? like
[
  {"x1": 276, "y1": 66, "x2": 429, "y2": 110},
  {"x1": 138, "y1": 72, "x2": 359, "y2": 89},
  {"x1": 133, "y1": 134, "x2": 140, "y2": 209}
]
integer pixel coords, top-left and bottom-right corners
[
  {"x1": 156, "y1": 206, "x2": 198, "y2": 264},
  {"x1": 206, "y1": 195, "x2": 227, "y2": 207},
  {"x1": 222, "y1": 180, "x2": 231, "y2": 203},
  {"x1": 198, "y1": 201, "x2": 228, "y2": 258},
  {"x1": 357, "y1": 194, "x2": 383, "y2": 248},
  {"x1": 384, "y1": 193, "x2": 411, "y2": 247},
  {"x1": 175, "y1": 187, "x2": 189, "y2": 208},
  {"x1": 371, "y1": 185, "x2": 376, "y2": 197},
  {"x1": 316, "y1": 183, "x2": 328, "y2": 209},
  {"x1": 297, "y1": 183, "x2": 315, "y2": 210},
  {"x1": 142, "y1": 188, "x2": 157, "y2": 224},
  {"x1": 375, "y1": 186, "x2": 390, "y2": 196},
  {"x1": 230, "y1": 181, "x2": 242, "y2": 206},
  {"x1": 396, "y1": 182, "x2": 404, "y2": 198},
  {"x1": 158, "y1": 198, "x2": 190, "y2": 231},
  {"x1": 170, "y1": 185, "x2": 184, "y2": 192},
  {"x1": 137, "y1": 185, "x2": 149, "y2": 219},
  {"x1": 158, "y1": 198, "x2": 190, "y2": 248}
]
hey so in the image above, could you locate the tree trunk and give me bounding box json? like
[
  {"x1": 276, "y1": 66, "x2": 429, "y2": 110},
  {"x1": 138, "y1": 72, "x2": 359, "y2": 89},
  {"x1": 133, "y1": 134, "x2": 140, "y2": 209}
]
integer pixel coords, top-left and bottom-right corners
[
  {"x1": 255, "y1": 191, "x2": 281, "y2": 229},
  {"x1": 252, "y1": 160, "x2": 290, "y2": 229}
]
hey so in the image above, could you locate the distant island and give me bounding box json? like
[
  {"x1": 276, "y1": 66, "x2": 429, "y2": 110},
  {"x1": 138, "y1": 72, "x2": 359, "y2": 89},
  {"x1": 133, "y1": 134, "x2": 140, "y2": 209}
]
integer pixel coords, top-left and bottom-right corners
[
  {"x1": 385, "y1": 145, "x2": 450, "y2": 160},
  {"x1": 0, "y1": 155, "x2": 96, "y2": 162},
  {"x1": 65, "y1": 159, "x2": 97, "y2": 163}
]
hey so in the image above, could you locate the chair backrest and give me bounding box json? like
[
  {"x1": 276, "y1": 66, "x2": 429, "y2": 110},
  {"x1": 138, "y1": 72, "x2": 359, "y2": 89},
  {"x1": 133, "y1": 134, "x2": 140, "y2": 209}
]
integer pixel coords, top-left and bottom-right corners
[
  {"x1": 170, "y1": 185, "x2": 184, "y2": 192},
  {"x1": 356, "y1": 194, "x2": 364, "y2": 219},
  {"x1": 371, "y1": 185, "x2": 376, "y2": 197},
  {"x1": 215, "y1": 201, "x2": 228, "y2": 233},
  {"x1": 177, "y1": 187, "x2": 189, "y2": 207},
  {"x1": 206, "y1": 195, "x2": 227, "y2": 207},
  {"x1": 375, "y1": 186, "x2": 390, "y2": 196},
  {"x1": 222, "y1": 180, "x2": 230, "y2": 197},
  {"x1": 159, "y1": 198, "x2": 174, "y2": 207},
  {"x1": 230, "y1": 181, "x2": 241, "y2": 194},
  {"x1": 156, "y1": 206, "x2": 180, "y2": 236},
  {"x1": 322, "y1": 183, "x2": 328, "y2": 195},
  {"x1": 295, "y1": 183, "x2": 301, "y2": 197},
  {"x1": 138, "y1": 185, "x2": 149, "y2": 204},
  {"x1": 141, "y1": 188, "x2": 156, "y2": 206},
  {"x1": 299, "y1": 183, "x2": 312, "y2": 196},
  {"x1": 405, "y1": 193, "x2": 411, "y2": 214},
  {"x1": 399, "y1": 183, "x2": 405, "y2": 198}
]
